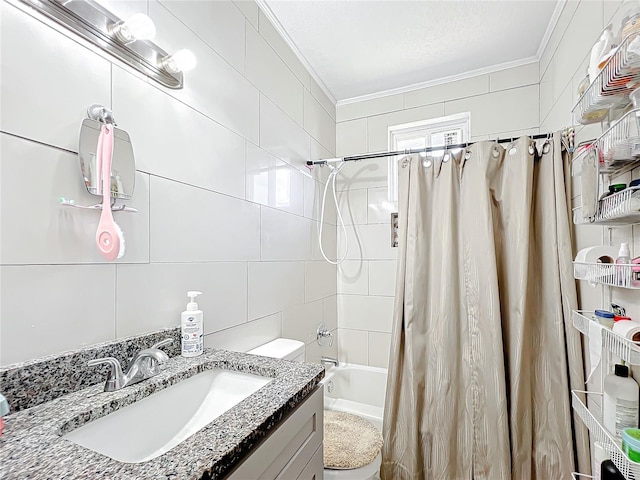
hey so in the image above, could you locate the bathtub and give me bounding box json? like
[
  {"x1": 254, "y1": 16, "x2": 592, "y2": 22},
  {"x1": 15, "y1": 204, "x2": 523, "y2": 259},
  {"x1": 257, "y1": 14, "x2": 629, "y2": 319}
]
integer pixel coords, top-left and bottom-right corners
[{"x1": 322, "y1": 363, "x2": 388, "y2": 480}]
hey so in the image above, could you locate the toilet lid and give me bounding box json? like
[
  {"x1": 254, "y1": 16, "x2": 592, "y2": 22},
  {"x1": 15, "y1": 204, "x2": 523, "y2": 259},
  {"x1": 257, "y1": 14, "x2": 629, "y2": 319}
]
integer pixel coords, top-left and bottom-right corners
[{"x1": 323, "y1": 410, "x2": 383, "y2": 470}]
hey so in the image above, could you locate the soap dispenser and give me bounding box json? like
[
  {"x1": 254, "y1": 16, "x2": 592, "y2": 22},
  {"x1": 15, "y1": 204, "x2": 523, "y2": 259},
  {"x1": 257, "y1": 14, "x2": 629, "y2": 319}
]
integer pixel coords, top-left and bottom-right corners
[{"x1": 181, "y1": 291, "x2": 203, "y2": 357}]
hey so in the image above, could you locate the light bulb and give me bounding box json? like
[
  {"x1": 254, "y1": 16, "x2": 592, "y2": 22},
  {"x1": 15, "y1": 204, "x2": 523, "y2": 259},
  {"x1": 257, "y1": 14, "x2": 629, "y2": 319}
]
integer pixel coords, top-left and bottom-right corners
[
  {"x1": 161, "y1": 49, "x2": 197, "y2": 73},
  {"x1": 111, "y1": 13, "x2": 156, "y2": 44}
]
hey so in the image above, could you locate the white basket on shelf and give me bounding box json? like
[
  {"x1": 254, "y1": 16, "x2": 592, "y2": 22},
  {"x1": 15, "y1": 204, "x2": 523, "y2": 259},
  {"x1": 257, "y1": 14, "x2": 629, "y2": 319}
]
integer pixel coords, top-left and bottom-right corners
[
  {"x1": 572, "y1": 310, "x2": 592, "y2": 336},
  {"x1": 574, "y1": 261, "x2": 640, "y2": 289},
  {"x1": 572, "y1": 390, "x2": 640, "y2": 479},
  {"x1": 573, "y1": 310, "x2": 640, "y2": 365},
  {"x1": 573, "y1": 187, "x2": 640, "y2": 225},
  {"x1": 572, "y1": 110, "x2": 640, "y2": 178},
  {"x1": 573, "y1": 33, "x2": 640, "y2": 125}
]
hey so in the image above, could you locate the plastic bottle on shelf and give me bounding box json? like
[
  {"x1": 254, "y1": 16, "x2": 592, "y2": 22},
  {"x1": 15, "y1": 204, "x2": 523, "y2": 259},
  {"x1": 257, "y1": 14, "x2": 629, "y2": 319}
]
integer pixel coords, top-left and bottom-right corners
[
  {"x1": 617, "y1": 242, "x2": 632, "y2": 287},
  {"x1": 603, "y1": 364, "x2": 639, "y2": 440}
]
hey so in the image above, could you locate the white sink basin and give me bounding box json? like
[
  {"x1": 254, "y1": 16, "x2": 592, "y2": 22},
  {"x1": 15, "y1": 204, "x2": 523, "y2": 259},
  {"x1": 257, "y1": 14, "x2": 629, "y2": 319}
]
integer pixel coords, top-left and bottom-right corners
[{"x1": 63, "y1": 369, "x2": 272, "y2": 463}]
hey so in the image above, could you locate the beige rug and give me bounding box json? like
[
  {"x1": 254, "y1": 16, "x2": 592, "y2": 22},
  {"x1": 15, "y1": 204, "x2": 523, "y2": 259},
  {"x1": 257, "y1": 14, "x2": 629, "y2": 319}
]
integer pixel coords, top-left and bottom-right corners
[{"x1": 323, "y1": 409, "x2": 383, "y2": 470}]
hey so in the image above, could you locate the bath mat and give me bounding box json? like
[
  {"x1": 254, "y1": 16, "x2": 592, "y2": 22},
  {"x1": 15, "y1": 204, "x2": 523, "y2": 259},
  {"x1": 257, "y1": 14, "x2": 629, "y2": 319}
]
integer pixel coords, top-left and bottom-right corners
[{"x1": 323, "y1": 409, "x2": 383, "y2": 470}]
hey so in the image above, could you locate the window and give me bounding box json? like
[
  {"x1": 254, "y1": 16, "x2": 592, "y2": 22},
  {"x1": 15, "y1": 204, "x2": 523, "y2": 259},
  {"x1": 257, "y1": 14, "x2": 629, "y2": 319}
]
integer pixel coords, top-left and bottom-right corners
[{"x1": 387, "y1": 112, "x2": 471, "y2": 203}]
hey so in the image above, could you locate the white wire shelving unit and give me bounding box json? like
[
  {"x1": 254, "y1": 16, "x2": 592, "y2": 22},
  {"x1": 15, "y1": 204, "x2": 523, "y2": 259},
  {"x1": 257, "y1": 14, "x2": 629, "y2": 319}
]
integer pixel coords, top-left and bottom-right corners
[
  {"x1": 571, "y1": 109, "x2": 640, "y2": 178},
  {"x1": 573, "y1": 390, "x2": 640, "y2": 479},
  {"x1": 573, "y1": 34, "x2": 640, "y2": 125},
  {"x1": 574, "y1": 262, "x2": 640, "y2": 289},
  {"x1": 574, "y1": 186, "x2": 640, "y2": 225},
  {"x1": 572, "y1": 310, "x2": 640, "y2": 365},
  {"x1": 572, "y1": 474, "x2": 594, "y2": 480}
]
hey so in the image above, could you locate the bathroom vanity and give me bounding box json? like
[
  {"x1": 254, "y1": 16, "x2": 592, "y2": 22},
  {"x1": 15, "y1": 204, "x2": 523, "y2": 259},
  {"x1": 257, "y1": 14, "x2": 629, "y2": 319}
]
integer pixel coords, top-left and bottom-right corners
[{"x1": 0, "y1": 338, "x2": 324, "y2": 479}]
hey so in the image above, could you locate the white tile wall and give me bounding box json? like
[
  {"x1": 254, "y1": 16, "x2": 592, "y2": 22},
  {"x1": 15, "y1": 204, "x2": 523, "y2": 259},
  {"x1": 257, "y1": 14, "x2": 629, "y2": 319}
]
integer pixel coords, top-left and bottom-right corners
[
  {"x1": 338, "y1": 294, "x2": 394, "y2": 333},
  {"x1": 116, "y1": 262, "x2": 248, "y2": 337},
  {"x1": 367, "y1": 187, "x2": 395, "y2": 224},
  {"x1": 150, "y1": 1, "x2": 260, "y2": 144},
  {"x1": 338, "y1": 188, "x2": 368, "y2": 225},
  {"x1": 0, "y1": 133, "x2": 150, "y2": 265},
  {"x1": 404, "y1": 75, "x2": 489, "y2": 109},
  {"x1": 336, "y1": 118, "x2": 368, "y2": 157},
  {"x1": 233, "y1": 0, "x2": 258, "y2": 28},
  {"x1": 340, "y1": 224, "x2": 397, "y2": 260},
  {"x1": 367, "y1": 104, "x2": 446, "y2": 151},
  {"x1": 257, "y1": 10, "x2": 310, "y2": 90},
  {"x1": 0, "y1": 2, "x2": 111, "y2": 151},
  {"x1": 338, "y1": 261, "x2": 369, "y2": 295},
  {"x1": 489, "y1": 63, "x2": 539, "y2": 92},
  {"x1": 149, "y1": 176, "x2": 260, "y2": 262},
  {"x1": 245, "y1": 143, "x2": 305, "y2": 216},
  {"x1": 282, "y1": 299, "x2": 324, "y2": 344},
  {"x1": 113, "y1": 67, "x2": 247, "y2": 199},
  {"x1": 260, "y1": 207, "x2": 312, "y2": 261},
  {"x1": 368, "y1": 332, "x2": 392, "y2": 368},
  {"x1": 159, "y1": 0, "x2": 246, "y2": 72},
  {"x1": 0, "y1": 0, "x2": 337, "y2": 365},
  {"x1": 337, "y1": 329, "x2": 368, "y2": 364},
  {"x1": 337, "y1": 94, "x2": 404, "y2": 123},
  {"x1": 246, "y1": 24, "x2": 304, "y2": 125},
  {"x1": 259, "y1": 95, "x2": 311, "y2": 171},
  {"x1": 204, "y1": 313, "x2": 281, "y2": 352},
  {"x1": 248, "y1": 261, "x2": 305, "y2": 320},
  {"x1": 305, "y1": 261, "x2": 337, "y2": 303},
  {"x1": 304, "y1": 90, "x2": 336, "y2": 153},
  {"x1": 444, "y1": 85, "x2": 539, "y2": 136},
  {"x1": 0, "y1": 265, "x2": 116, "y2": 365},
  {"x1": 369, "y1": 261, "x2": 396, "y2": 297}
]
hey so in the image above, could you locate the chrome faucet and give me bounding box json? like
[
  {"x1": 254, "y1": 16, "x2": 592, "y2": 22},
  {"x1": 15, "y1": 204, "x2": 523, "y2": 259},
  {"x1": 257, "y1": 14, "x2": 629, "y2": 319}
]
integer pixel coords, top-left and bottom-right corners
[
  {"x1": 321, "y1": 356, "x2": 339, "y2": 367},
  {"x1": 88, "y1": 338, "x2": 173, "y2": 392}
]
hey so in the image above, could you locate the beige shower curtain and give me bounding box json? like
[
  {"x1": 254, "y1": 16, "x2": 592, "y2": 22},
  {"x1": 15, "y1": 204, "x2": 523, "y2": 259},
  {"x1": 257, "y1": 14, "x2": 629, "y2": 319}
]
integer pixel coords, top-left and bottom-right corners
[{"x1": 381, "y1": 134, "x2": 589, "y2": 480}]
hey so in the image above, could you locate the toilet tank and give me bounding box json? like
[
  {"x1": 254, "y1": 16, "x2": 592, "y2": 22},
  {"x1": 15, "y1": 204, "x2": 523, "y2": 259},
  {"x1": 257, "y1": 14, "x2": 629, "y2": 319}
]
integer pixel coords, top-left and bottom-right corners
[{"x1": 248, "y1": 338, "x2": 305, "y2": 362}]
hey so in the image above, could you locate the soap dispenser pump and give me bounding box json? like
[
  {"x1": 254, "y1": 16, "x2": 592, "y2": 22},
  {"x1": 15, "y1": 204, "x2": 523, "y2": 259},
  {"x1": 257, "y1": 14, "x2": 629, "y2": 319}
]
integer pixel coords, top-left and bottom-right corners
[{"x1": 181, "y1": 291, "x2": 203, "y2": 357}]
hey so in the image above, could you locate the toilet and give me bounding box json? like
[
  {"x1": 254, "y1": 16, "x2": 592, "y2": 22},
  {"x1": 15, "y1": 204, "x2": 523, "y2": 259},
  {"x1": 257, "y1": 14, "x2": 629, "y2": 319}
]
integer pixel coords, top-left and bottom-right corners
[
  {"x1": 248, "y1": 338, "x2": 305, "y2": 362},
  {"x1": 248, "y1": 338, "x2": 381, "y2": 480}
]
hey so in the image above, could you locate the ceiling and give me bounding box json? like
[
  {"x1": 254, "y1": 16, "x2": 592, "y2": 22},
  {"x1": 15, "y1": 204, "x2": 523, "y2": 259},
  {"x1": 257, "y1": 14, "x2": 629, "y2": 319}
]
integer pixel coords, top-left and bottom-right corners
[{"x1": 262, "y1": 0, "x2": 560, "y2": 102}]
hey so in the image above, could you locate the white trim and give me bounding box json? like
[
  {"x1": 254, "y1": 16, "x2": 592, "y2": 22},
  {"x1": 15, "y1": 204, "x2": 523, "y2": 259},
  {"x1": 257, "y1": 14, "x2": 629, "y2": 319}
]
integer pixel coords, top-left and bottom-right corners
[
  {"x1": 536, "y1": 0, "x2": 566, "y2": 60},
  {"x1": 255, "y1": 0, "x2": 337, "y2": 106},
  {"x1": 337, "y1": 56, "x2": 538, "y2": 106}
]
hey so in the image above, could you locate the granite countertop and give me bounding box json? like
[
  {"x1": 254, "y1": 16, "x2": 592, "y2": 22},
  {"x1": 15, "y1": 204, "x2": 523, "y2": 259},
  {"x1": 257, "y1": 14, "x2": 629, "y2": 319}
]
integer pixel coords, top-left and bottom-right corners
[{"x1": 0, "y1": 348, "x2": 324, "y2": 480}]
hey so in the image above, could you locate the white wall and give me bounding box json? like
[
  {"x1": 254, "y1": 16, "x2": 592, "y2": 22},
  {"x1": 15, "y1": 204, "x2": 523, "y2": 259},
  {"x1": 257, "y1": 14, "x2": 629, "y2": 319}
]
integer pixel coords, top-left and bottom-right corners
[
  {"x1": 0, "y1": 0, "x2": 338, "y2": 366},
  {"x1": 334, "y1": 63, "x2": 540, "y2": 367}
]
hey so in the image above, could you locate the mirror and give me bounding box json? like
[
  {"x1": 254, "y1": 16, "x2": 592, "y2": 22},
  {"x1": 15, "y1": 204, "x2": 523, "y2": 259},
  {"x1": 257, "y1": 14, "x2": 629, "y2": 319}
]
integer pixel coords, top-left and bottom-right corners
[{"x1": 78, "y1": 119, "x2": 135, "y2": 200}]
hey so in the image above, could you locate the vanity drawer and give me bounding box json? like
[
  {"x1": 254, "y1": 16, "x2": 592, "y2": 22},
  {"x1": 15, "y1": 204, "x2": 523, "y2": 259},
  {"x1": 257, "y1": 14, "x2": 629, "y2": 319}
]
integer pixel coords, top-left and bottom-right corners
[{"x1": 227, "y1": 386, "x2": 323, "y2": 480}]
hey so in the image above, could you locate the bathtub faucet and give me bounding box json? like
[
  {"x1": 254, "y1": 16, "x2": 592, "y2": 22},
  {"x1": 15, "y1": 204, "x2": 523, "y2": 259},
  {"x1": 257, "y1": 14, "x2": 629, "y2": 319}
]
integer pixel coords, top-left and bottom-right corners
[{"x1": 321, "y1": 356, "x2": 339, "y2": 367}]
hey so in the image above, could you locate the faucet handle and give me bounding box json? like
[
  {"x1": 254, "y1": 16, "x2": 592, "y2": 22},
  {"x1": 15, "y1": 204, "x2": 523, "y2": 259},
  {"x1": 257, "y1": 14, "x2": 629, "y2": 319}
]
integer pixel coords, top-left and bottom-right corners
[
  {"x1": 88, "y1": 357, "x2": 125, "y2": 391},
  {"x1": 151, "y1": 338, "x2": 173, "y2": 350},
  {"x1": 316, "y1": 322, "x2": 333, "y2": 347}
]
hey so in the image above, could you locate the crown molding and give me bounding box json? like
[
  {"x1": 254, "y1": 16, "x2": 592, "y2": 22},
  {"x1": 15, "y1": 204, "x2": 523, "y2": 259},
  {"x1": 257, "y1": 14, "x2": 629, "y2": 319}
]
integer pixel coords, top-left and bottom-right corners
[
  {"x1": 255, "y1": 0, "x2": 337, "y2": 107},
  {"x1": 336, "y1": 56, "x2": 539, "y2": 106}
]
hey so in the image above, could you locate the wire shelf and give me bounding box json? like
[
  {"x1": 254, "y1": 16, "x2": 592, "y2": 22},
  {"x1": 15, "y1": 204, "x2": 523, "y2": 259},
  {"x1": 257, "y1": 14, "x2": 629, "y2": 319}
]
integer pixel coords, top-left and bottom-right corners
[
  {"x1": 573, "y1": 310, "x2": 640, "y2": 365},
  {"x1": 573, "y1": 187, "x2": 640, "y2": 225},
  {"x1": 572, "y1": 474, "x2": 594, "y2": 480},
  {"x1": 574, "y1": 262, "x2": 640, "y2": 289},
  {"x1": 572, "y1": 110, "x2": 640, "y2": 178},
  {"x1": 572, "y1": 310, "x2": 592, "y2": 336},
  {"x1": 572, "y1": 390, "x2": 639, "y2": 479},
  {"x1": 573, "y1": 34, "x2": 640, "y2": 125}
]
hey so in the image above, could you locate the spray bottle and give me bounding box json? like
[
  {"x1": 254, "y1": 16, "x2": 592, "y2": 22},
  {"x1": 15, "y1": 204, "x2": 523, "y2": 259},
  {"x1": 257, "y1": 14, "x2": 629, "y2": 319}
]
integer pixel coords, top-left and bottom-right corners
[{"x1": 181, "y1": 291, "x2": 203, "y2": 357}]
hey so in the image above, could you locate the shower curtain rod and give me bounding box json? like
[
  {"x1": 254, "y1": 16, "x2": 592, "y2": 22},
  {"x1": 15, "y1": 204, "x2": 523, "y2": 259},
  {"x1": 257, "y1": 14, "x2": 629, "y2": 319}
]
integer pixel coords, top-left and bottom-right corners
[{"x1": 306, "y1": 132, "x2": 555, "y2": 166}]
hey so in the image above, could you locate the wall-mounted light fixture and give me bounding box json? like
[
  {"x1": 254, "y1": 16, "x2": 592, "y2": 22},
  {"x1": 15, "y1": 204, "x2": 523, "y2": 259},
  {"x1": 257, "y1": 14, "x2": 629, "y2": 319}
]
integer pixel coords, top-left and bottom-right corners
[{"x1": 18, "y1": 0, "x2": 196, "y2": 89}]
